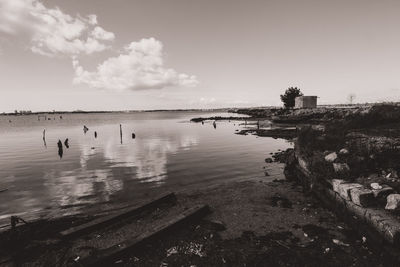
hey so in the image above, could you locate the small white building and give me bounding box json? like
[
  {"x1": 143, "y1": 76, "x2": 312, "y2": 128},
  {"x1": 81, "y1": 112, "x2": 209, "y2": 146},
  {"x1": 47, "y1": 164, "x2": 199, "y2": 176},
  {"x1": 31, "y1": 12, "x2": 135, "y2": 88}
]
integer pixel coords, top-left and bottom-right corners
[{"x1": 295, "y1": 96, "x2": 317, "y2": 109}]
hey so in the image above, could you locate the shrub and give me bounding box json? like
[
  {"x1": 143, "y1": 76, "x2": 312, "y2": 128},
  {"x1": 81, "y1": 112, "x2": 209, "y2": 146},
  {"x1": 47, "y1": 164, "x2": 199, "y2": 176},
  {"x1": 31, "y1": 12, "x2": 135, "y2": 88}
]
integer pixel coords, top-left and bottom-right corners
[{"x1": 280, "y1": 87, "x2": 303, "y2": 108}]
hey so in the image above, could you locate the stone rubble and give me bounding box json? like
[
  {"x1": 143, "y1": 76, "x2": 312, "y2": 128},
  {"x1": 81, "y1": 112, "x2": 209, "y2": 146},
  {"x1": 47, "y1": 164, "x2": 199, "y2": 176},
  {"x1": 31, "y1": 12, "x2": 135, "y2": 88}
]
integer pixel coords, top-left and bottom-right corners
[
  {"x1": 385, "y1": 194, "x2": 400, "y2": 210},
  {"x1": 324, "y1": 152, "x2": 337, "y2": 163}
]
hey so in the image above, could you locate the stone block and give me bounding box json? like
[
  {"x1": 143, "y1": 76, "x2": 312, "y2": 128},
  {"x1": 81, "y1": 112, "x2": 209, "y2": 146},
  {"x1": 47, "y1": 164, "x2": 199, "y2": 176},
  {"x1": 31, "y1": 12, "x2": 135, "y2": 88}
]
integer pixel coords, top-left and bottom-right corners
[
  {"x1": 350, "y1": 187, "x2": 375, "y2": 207},
  {"x1": 385, "y1": 194, "x2": 400, "y2": 210},
  {"x1": 325, "y1": 152, "x2": 337, "y2": 162},
  {"x1": 337, "y1": 183, "x2": 363, "y2": 200},
  {"x1": 371, "y1": 183, "x2": 382, "y2": 190},
  {"x1": 332, "y1": 179, "x2": 346, "y2": 192}
]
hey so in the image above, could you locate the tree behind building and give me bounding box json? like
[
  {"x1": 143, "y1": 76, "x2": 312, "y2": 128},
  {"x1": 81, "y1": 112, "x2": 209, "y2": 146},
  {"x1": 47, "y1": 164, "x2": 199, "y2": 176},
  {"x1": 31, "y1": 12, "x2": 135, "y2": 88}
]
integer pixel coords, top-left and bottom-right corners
[{"x1": 280, "y1": 87, "x2": 303, "y2": 108}]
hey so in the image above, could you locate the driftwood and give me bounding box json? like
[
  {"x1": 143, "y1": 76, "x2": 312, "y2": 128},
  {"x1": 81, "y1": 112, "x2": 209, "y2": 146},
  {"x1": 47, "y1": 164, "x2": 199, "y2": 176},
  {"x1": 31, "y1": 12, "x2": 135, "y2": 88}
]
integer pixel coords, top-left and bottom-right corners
[
  {"x1": 60, "y1": 192, "x2": 176, "y2": 238},
  {"x1": 82, "y1": 204, "x2": 210, "y2": 266}
]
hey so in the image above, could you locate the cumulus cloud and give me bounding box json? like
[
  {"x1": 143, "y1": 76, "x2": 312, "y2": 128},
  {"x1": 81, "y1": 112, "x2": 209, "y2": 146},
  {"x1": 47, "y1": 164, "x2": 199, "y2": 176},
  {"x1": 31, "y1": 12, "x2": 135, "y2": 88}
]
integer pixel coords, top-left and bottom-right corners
[
  {"x1": 0, "y1": 0, "x2": 114, "y2": 56},
  {"x1": 72, "y1": 38, "x2": 199, "y2": 91},
  {"x1": 0, "y1": 0, "x2": 198, "y2": 90},
  {"x1": 90, "y1": 26, "x2": 115, "y2": 41}
]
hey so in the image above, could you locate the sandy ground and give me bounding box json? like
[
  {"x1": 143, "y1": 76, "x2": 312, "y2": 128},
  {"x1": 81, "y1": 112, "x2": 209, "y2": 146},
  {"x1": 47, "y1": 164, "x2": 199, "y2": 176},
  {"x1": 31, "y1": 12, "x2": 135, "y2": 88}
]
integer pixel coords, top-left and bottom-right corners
[
  {"x1": 138, "y1": 163, "x2": 392, "y2": 267},
  {"x1": 0, "y1": 163, "x2": 396, "y2": 266}
]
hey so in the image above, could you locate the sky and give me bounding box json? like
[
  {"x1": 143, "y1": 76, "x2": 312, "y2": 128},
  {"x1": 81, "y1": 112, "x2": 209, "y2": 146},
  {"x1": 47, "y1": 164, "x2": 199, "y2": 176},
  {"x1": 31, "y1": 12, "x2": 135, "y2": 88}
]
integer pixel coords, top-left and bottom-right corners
[{"x1": 1, "y1": 0, "x2": 400, "y2": 112}]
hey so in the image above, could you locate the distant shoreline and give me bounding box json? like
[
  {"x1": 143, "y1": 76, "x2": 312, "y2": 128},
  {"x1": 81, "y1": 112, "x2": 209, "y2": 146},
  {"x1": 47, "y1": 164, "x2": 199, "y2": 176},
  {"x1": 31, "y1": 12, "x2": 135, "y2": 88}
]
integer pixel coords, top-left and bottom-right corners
[
  {"x1": 0, "y1": 108, "x2": 237, "y2": 116},
  {"x1": 1, "y1": 102, "x2": 395, "y2": 116}
]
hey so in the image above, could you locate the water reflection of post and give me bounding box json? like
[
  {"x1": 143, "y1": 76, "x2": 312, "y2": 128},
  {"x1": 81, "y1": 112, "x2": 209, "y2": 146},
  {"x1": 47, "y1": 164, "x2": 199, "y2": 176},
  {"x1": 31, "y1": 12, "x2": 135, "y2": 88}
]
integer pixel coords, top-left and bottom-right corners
[
  {"x1": 42, "y1": 129, "x2": 46, "y2": 147},
  {"x1": 57, "y1": 140, "x2": 63, "y2": 159},
  {"x1": 120, "y1": 124, "x2": 123, "y2": 144},
  {"x1": 64, "y1": 138, "x2": 69, "y2": 148}
]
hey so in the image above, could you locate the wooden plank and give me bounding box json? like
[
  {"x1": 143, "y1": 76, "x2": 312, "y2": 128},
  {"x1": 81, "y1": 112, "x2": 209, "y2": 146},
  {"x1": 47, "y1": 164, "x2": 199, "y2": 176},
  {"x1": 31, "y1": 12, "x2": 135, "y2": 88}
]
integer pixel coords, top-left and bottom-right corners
[
  {"x1": 60, "y1": 192, "x2": 176, "y2": 238},
  {"x1": 82, "y1": 204, "x2": 210, "y2": 266}
]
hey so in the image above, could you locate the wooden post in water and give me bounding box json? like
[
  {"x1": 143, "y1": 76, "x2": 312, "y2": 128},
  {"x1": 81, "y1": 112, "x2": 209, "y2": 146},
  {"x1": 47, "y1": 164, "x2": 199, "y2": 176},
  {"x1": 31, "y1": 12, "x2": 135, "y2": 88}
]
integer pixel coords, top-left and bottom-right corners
[
  {"x1": 42, "y1": 129, "x2": 46, "y2": 147},
  {"x1": 120, "y1": 124, "x2": 123, "y2": 144}
]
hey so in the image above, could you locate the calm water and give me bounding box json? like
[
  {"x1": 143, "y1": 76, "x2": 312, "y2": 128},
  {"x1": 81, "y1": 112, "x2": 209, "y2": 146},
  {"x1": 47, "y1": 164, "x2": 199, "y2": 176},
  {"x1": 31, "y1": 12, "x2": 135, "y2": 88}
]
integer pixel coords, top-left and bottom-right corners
[{"x1": 0, "y1": 111, "x2": 291, "y2": 225}]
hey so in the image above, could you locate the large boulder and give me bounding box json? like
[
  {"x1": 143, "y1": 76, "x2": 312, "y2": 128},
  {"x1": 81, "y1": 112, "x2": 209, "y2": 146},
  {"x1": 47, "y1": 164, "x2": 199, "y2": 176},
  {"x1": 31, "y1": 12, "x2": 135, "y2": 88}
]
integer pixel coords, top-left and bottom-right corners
[
  {"x1": 332, "y1": 179, "x2": 346, "y2": 192},
  {"x1": 337, "y1": 183, "x2": 363, "y2": 200}
]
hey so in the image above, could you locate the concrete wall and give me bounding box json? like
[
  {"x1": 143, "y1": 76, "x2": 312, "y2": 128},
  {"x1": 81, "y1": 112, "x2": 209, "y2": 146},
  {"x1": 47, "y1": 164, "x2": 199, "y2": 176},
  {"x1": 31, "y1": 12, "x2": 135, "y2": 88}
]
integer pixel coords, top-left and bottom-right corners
[{"x1": 295, "y1": 96, "x2": 317, "y2": 109}]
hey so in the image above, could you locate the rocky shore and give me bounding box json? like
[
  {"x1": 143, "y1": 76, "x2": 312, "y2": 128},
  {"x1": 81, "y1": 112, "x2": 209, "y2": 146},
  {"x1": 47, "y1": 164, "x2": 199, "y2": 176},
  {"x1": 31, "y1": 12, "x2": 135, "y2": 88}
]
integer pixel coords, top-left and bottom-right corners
[
  {"x1": 190, "y1": 116, "x2": 250, "y2": 123},
  {"x1": 236, "y1": 103, "x2": 400, "y2": 261}
]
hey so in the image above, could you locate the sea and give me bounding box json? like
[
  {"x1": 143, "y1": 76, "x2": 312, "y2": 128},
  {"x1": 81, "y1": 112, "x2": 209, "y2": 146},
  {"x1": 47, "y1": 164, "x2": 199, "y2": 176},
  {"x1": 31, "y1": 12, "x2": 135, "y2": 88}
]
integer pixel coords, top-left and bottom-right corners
[{"x1": 0, "y1": 111, "x2": 291, "y2": 226}]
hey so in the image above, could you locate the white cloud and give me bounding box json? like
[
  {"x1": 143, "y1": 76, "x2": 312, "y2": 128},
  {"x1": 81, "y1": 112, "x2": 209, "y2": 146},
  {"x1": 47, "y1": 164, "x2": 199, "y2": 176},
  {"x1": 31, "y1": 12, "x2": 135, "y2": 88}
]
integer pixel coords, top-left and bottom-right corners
[
  {"x1": 0, "y1": 0, "x2": 114, "y2": 56},
  {"x1": 90, "y1": 26, "x2": 115, "y2": 41},
  {"x1": 87, "y1": 14, "x2": 97, "y2": 26},
  {"x1": 0, "y1": 1, "x2": 198, "y2": 91},
  {"x1": 72, "y1": 38, "x2": 199, "y2": 91}
]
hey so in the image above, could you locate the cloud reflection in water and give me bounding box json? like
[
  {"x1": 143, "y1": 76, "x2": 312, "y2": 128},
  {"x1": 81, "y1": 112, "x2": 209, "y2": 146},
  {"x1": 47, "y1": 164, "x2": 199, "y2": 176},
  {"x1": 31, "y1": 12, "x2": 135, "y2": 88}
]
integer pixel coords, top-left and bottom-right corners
[
  {"x1": 103, "y1": 135, "x2": 198, "y2": 183},
  {"x1": 45, "y1": 133, "x2": 198, "y2": 209}
]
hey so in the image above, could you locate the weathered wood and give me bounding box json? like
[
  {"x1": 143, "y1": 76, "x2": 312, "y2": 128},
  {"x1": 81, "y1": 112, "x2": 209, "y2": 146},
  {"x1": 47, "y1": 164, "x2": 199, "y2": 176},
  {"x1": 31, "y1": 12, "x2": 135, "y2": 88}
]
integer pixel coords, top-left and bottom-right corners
[
  {"x1": 82, "y1": 204, "x2": 210, "y2": 266},
  {"x1": 60, "y1": 192, "x2": 176, "y2": 238}
]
